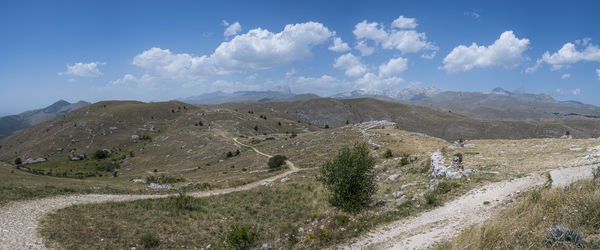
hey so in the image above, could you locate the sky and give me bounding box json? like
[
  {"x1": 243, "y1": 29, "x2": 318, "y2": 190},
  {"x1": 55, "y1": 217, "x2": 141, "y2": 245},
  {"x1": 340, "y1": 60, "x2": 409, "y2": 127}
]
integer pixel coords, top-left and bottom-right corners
[{"x1": 1, "y1": 0, "x2": 600, "y2": 114}]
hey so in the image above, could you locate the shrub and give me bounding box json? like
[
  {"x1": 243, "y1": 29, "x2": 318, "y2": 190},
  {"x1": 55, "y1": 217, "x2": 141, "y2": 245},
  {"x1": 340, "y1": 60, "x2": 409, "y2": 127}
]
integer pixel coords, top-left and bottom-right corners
[
  {"x1": 268, "y1": 155, "x2": 287, "y2": 169},
  {"x1": 140, "y1": 232, "x2": 159, "y2": 248},
  {"x1": 546, "y1": 226, "x2": 582, "y2": 247},
  {"x1": 225, "y1": 224, "x2": 258, "y2": 250},
  {"x1": 140, "y1": 135, "x2": 152, "y2": 141},
  {"x1": 93, "y1": 150, "x2": 108, "y2": 159},
  {"x1": 399, "y1": 153, "x2": 411, "y2": 166},
  {"x1": 14, "y1": 157, "x2": 22, "y2": 165},
  {"x1": 226, "y1": 151, "x2": 234, "y2": 158},
  {"x1": 593, "y1": 166, "x2": 600, "y2": 179},
  {"x1": 145, "y1": 175, "x2": 184, "y2": 184},
  {"x1": 318, "y1": 142, "x2": 377, "y2": 213},
  {"x1": 424, "y1": 192, "x2": 441, "y2": 207},
  {"x1": 174, "y1": 191, "x2": 199, "y2": 211},
  {"x1": 383, "y1": 149, "x2": 393, "y2": 158}
]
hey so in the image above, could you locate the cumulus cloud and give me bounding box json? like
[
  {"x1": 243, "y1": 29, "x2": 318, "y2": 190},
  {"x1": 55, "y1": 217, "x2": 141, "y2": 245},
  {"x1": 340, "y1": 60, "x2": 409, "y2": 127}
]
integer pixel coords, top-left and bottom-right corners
[
  {"x1": 355, "y1": 40, "x2": 375, "y2": 56},
  {"x1": 59, "y1": 62, "x2": 104, "y2": 77},
  {"x1": 391, "y1": 15, "x2": 418, "y2": 29},
  {"x1": 352, "y1": 17, "x2": 437, "y2": 56},
  {"x1": 223, "y1": 21, "x2": 242, "y2": 38},
  {"x1": 561, "y1": 73, "x2": 571, "y2": 79},
  {"x1": 355, "y1": 73, "x2": 404, "y2": 90},
  {"x1": 539, "y1": 42, "x2": 600, "y2": 70},
  {"x1": 211, "y1": 21, "x2": 333, "y2": 71},
  {"x1": 378, "y1": 56, "x2": 408, "y2": 77},
  {"x1": 353, "y1": 21, "x2": 388, "y2": 41},
  {"x1": 333, "y1": 53, "x2": 367, "y2": 77},
  {"x1": 572, "y1": 88, "x2": 581, "y2": 95},
  {"x1": 442, "y1": 31, "x2": 530, "y2": 73},
  {"x1": 329, "y1": 37, "x2": 351, "y2": 52}
]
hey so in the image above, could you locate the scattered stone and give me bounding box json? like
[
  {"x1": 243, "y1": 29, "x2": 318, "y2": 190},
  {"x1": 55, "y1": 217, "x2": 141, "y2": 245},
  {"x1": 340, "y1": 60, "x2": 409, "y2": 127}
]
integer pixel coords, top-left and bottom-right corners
[
  {"x1": 375, "y1": 199, "x2": 392, "y2": 206},
  {"x1": 132, "y1": 179, "x2": 146, "y2": 183},
  {"x1": 249, "y1": 169, "x2": 269, "y2": 173},
  {"x1": 392, "y1": 191, "x2": 404, "y2": 198},
  {"x1": 131, "y1": 135, "x2": 139, "y2": 140},
  {"x1": 56, "y1": 148, "x2": 63, "y2": 152},
  {"x1": 400, "y1": 181, "x2": 419, "y2": 190},
  {"x1": 280, "y1": 177, "x2": 290, "y2": 183},
  {"x1": 23, "y1": 158, "x2": 46, "y2": 164},
  {"x1": 102, "y1": 149, "x2": 112, "y2": 155},
  {"x1": 429, "y1": 179, "x2": 442, "y2": 190},
  {"x1": 387, "y1": 173, "x2": 400, "y2": 181},
  {"x1": 70, "y1": 157, "x2": 81, "y2": 161},
  {"x1": 148, "y1": 183, "x2": 171, "y2": 189},
  {"x1": 260, "y1": 243, "x2": 272, "y2": 250},
  {"x1": 430, "y1": 151, "x2": 469, "y2": 179}
]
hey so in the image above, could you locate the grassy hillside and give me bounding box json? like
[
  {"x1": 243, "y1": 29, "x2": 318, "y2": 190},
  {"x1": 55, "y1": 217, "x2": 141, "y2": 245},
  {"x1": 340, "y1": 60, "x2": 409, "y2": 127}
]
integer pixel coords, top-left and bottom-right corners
[
  {"x1": 36, "y1": 126, "x2": 600, "y2": 249},
  {"x1": 0, "y1": 100, "x2": 319, "y2": 190},
  {"x1": 438, "y1": 178, "x2": 600, "y2": 249},
  {"x1": 217, "y1": 98, "x2": 600, "y2": 141}
]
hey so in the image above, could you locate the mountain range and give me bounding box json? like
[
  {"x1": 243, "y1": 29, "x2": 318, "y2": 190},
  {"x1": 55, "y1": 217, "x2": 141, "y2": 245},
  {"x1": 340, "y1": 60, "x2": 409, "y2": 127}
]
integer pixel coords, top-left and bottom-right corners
[{"x1": 0, "y1": 100, "x2": 90, "y2": 139}]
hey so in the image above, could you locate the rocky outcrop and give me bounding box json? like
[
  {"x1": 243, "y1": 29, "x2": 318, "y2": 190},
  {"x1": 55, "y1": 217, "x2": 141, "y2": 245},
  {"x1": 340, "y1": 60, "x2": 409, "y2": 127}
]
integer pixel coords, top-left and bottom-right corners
[{"x1": 430, "y1": 151, "x2": 470, "y2": 179}]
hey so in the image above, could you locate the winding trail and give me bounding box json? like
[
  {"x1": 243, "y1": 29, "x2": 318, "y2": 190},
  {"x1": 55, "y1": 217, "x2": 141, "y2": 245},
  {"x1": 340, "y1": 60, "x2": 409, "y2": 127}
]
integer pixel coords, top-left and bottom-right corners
[
  {"x1": 342, "y1": 163, "x2": 600, "y2": 250},
  {"x1": 0, "y1": 138, "x2": 298, "y2": 250}
]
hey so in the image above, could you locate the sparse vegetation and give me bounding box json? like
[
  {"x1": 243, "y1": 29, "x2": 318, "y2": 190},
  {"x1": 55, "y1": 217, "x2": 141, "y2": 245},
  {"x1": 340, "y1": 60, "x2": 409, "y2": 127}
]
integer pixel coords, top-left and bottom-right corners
[
  {"x1": 141, "y1": 232, "x2": 160, "y2": 248},
  {"x1": 440, "y1": 179, "x2": 600, "y2": 249},
  {"x1": 319, "y1": 142, "x2": 376, "y2": 213},
  {"x1": 144, "y1": 175, "x2": 184, "y2": 184}
]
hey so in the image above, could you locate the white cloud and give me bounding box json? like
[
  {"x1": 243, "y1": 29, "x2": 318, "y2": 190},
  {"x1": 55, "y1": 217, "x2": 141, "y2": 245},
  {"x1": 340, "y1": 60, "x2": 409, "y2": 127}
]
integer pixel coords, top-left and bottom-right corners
[
  {"x1": 352, "y1": 17, "x2": 438, "y2": 56},
  {"x1": 132, "y1": 47, "x2": 214, "y2": 79},
  {"x1": 355, "y1": 40, "x2": 374, "y2": 56},
  {"x1": 442, "y1": 30, "x2": 530, "y2": 73},
  {"x1": 391, "y1": 15, "x2": 417, "y2": 29},
  {"x1": 464, "y1": 12, "x2": 481, "y2": 19},
  {"x1": 333, "y1": 53, "x2": 367, "y2": 77},
  {"x1": 59, "y1": 62, "x2": 104, "y2": 77},
  {"x1": 224, "y1": 21, "x2": 242, "y2": 38},
  {"x1": 382, "y1": 29, "x2": 438, "y2": 54},
  {"x1": 561, "y1": 73, "x2": 571, "y2": 79},
  {"x1": 329, "y1": 37, "x2": 351, "y2": 52},
  {"x1": 378, "y1": 56, "x2": 408, "y2": 77},
  {"x1": 421, "y1": 51, "x2": 436, "y2": 59},
  {"x1": 597, "y1": 68, "x2": 600, "y2": 80},
  {"x1": 572, "y1": 88, "x2": 581, "y2": 95},
  {"x1": 353, "y1": 21, "x2": 388, "y2": 41},
  {"x1": 67, "y1": 78, "x2": 76, "y2": 83},
  {"x1": 355, "y1": 73, "x2": 404, "y2": 90},
  {"x1": 211, "y1": 21, "x2": 333, "y2": 71},
  {"x1": 539, "y1": 42, "x2": 600, "y2": 70}
]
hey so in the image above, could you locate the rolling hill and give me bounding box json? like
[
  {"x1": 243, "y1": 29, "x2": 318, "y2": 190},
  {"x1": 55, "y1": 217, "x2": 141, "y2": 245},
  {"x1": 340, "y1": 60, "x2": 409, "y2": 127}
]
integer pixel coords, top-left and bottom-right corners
[
  {"x1": 0, "y1": 100, "x2": 90, "y2": 139},
  {"x1": 217, "y1": 97, "x2": 600, "y2": 141}
]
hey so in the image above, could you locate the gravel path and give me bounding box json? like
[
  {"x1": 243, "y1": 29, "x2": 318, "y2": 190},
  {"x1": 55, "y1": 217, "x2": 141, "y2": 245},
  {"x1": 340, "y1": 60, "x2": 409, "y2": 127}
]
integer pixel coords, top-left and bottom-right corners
[
  {"x1": 343, "y1": 163, "x2": 600, "y2": 250},
  {"x1": 0, "y1": 138, "x2": 298, "y2": 250}
]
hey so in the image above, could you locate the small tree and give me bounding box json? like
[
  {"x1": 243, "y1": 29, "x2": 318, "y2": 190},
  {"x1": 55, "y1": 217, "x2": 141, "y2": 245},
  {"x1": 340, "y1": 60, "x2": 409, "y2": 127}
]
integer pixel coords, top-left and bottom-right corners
[
  {"x1": 225, "y1": 224, "x2": 258, "y2": 250},
  {"x1": 14, "y1": 157, "x2": 22, "y2": 165},
  {"x1": 383, "y1": 149, "x2": 393, "y2": 158},
  {"x1": 93, "y1": 150, "x2": 108, "y2": 159},
  {"x1": 319, "y1": 143, "x2": 377, "y2": 213},
  {"x1": 268, "y1": 155, "x2": 287, "y2": 169}
]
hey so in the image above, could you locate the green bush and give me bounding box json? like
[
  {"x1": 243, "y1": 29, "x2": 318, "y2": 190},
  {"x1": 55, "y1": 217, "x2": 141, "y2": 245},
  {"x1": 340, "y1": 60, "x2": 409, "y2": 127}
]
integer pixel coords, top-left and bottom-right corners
[
  {"x1": 268, "y1": 155, "x2": 287, "y2": 169},
  {"x1": 383, "y1": 149, "x2": 393, "y2": 158},
  {"x1": 225, "y1": 224, "x2": 258, "y2": 250},
  {"x1": 14, "y1": 157, "x2": 22, "y2": 165},
  {"x1": 140, "y1": 232, "x2": 159, "y2": 248},
  {"x1": 93, "y1": 150, "x2": 108, "y2": 159},
  {"x1": 173, "y1": 191, "x2": 200, "y2": 211},
  {"x1": 318, "y1": 142, "x2": 377, "y2": 213}
]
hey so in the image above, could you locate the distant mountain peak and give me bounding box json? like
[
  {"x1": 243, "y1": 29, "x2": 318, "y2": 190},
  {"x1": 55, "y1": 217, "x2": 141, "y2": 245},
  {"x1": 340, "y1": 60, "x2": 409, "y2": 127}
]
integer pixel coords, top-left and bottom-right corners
[
  {"x1": 332, "y1": 86, "x2": 441, "y2": 101},
  {"x1": 271, "y1": 85, "x2": 292, "y2": 95},
  {"x1": 489, "y1": 87, "x2": 513, "y2": 95}
]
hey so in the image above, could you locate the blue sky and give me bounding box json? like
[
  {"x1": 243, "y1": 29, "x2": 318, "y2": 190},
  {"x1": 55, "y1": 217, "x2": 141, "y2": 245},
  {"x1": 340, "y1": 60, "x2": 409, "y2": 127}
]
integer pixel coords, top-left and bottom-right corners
[{"x1": 1, "y1": 0, "x2": 600, "y2": 114}]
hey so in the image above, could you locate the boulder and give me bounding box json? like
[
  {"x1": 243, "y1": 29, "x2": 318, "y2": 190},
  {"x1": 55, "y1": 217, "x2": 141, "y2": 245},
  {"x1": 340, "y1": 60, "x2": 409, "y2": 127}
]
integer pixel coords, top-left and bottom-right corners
[{"x1": 23, "y1": 157, "x2": 46, "y2": 164}]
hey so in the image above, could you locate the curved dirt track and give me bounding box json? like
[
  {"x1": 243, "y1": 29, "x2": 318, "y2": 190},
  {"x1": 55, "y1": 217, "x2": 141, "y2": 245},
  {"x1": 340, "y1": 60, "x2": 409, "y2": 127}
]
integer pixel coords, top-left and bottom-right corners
[
  {"x1": 0, "y1": 138, "x2": 298, "y2": 250},
  {"x1": 343, "y1": 163, "x2": 600, "y2": 250}
]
